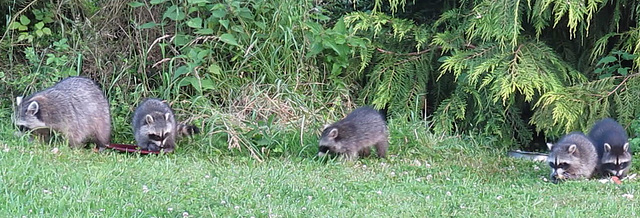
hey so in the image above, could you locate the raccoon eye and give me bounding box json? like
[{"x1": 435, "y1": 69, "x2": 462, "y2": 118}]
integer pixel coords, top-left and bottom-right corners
[
  {"x1": 558, "y1": 163, "x2": 569, "y2": 169},
  {"x1": 619, "y1": 162, "x2": 630, "y2": 169},
  {"x1": 549, "y1": 162, "x2": 569, "y2": 169},
  {"x1": 148, "y1": 134, "x2": 163, "y2": 141}
]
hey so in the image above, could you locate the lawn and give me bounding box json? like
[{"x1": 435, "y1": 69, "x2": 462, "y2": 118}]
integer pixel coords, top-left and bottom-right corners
[{"x1": 0, "y1": 119, "x2": 638, "y2": 217}]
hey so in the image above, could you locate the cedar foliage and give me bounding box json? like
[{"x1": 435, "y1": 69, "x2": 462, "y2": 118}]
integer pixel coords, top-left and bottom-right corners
[{"x1": 346, "y1": 0, "x2": 640, "y2": 147}]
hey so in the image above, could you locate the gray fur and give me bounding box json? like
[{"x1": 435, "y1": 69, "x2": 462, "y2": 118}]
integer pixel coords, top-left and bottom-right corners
[
  {"x1": 318, "y1": 106, "x2": 389, "y2": 161},
  {"x1": 13, "y1": 76, "x2": 111, "y2": 150},
  {"x1": 132, "y1": 98, "x2": 199, "y2": 152},
  {"x1": 588, "y1": 118, "x2": 632, "y2": 178},
  {"x1": 547, "y1": 132, "x2": 598, "y2": 183}
]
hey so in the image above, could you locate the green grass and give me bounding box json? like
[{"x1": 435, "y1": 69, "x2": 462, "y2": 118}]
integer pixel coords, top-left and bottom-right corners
[{"x1": 1, "y1": 119, "x2": 639, "y2": 217}]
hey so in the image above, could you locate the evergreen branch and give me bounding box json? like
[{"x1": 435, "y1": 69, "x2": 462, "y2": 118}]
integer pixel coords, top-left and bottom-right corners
[
  {"x1": 378, "y1": 56, "x2": 422, "y2": 74},
  {"x1": 376, "y1": 43, "x2": 476, "y2": 56},
  {"x1": 376, "y1": 47, "x2": 435, "y2": 56},
  {"x1": 600, "y1": 72, "x2": 640, "y2": 101}
]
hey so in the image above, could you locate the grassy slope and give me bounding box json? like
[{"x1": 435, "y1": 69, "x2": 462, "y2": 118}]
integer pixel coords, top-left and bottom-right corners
[{"x1": 0, "y1": 117, "x2": 638, "y2": 217}]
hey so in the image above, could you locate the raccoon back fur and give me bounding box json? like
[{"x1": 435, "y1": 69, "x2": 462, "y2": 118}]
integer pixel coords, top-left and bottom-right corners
[
  {"x1": 132, "y1": 98, "x2": 199, "y2": 152},
  {"x1": 318, "y1": 106, "x2": 389, "y2": 161},
  {"x1": 13, "y1": 76, "x2": 111, "y2": 150},
  {"x1": 546, "y1": 132, "x2": 598, "y2": 183},
  {"x1": 588, "y1": 118, "x2": 632, "y2": 178}
]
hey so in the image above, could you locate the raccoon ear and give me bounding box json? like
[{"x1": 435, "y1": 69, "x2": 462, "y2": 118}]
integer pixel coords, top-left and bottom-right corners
[
  {"x1": 328, "y1": 128, "x2": 338, "y2": 139},
  {"x1": 567, "y1": 144, "x2": 577, "y2": 154},
  {"x1": 164, "y1": 113, "x2": 172, "y2": 121},
  {"x1": 26, "y1": 101, "x2": 39, "y2": 115},
  {"x1": 546, "y1": 143, "x2": 553, "y2": 150},
  {"x1": 145, "y1": 114, "x2": 155, "y2": 124},
  {"x1": 623, "y1": 142, "x2": 629, "y2": 151},
  {"x1": 16, "y1": 96, "x2": 23, "y2": 105},
  {"x1": 322, "y1": 124, "x2": 330, "y2": 130},
  {"x1": 604, "y1": 143, "x2": 611, "y2": 152}
]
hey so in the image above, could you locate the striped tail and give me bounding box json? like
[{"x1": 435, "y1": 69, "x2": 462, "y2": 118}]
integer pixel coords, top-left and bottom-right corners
[{"x1": 176, "y1": 123, "x2": 200, "y2": 137}]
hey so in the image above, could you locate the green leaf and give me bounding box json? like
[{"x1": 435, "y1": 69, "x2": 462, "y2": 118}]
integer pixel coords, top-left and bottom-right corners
[
  {"x1": 35, "y1": 30, "x2": 43, "y2": 37},
  {"x1": 173, "y1": 65, "x2": 190, "y2": 80},
  {"x1": 306, "y1": 42, "x2": 324, "y2": 57},
  {"x1": 219, "y1": 20, "x2": 230, "y2": 29},
  {"x1": 305, "y1": 21, "x2": 323, "y2": 34},
  {"x1": 149, "y1": 0, "x2": 167, "y2": 5},
  {"x1": 46, "y1": 54, "x2": 54, "y2": 65},
  {"x1": 598, "y1": 73, "x2": 612, "y2": 79},
  {"x1": 211, "y1": 9, "x2": 227, "y2": 18},
  {"x1": 19, "y1": 15, "x2": 30, "y2": 25},
  {"x1": 187, "y1": 0, "x2": 208, "y2": 5},
  {"x1": 34, "y1": 22, "x2": 44, "y2": 29},
  {"x1": 332, "y1": 19, "x2": 346, "y2": 33},
  {"x1": 173, "y1": 35, "x2": 190, "y2": 47},
  {"x1": 596, "y1": 56, "x2": 616, "y2": 66},
  {"x1": 207, "y1": 64, "x2": 222, "y2": 75},
  {"x1": 42, "y1": 27, "x2": 51, "y2": 35},
  {"x1": 195, "y1": 28, "x2": 214, "y2": 35},
  {"x1": 8, "y1": 22, "x2": 22, "y2": 30},
  {"x1": 622, "y1": 53, "x2": 636, "y2": 61},
  {"x1": 199, "y1": 78, "x2": 215, "y2": 90},
  {"x1": 197, "y1": 49, "x2": 210, "y2": 60},
  {"x1": 128, "y1": 1, "x2": 145, "y2": 8},
  {"x1": 593, "y1": 68, "x2": 603, "y2": 74},
  {"x1": 231, "y1": 25, "x2": 244, "y2": 33},
  {"x1": 323, "y1": 40, "x2": 350, "y2": 57},
  {"x1": 219, "y1": 33, "x2": 239, "y2": 46},
  {"x1": 179, "y1": 77, "x2": 201, "y2": 93},
  {"x1": 138, "y1": 22, "x2": 157, "y2": 29},
  {"x1": 187, "y1": 18, "x2": 203, "y2": 28},
  {"x1": 236, "y1": 8, "x2": 253, "y2": 20},
  {"x1": 163, "y1": 5, "x2": 186, "y2": 21},
  {"x1": 179, "y1": 76, "x2": 215, "y2": 93},
  {"x1": 618, "y1": 67, "x2": 628, "y2": 76}
]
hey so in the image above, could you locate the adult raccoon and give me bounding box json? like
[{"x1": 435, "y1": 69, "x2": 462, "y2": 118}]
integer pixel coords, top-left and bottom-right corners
[
  {"x1": 588, "y1": 118, "x2": 632, "y2": 178},
  {"x1": 546, "y1": 132, "x2": 598, "y2": 183},
  {"x1": 13, "y1": 76, "x2": 111, "y2": 151},
  {"x1": 132, "y1": 98, "x2": 199, "y2": 152},
  {"x1": 318, "y1": 106, "x2": 389, "y2": 161}
]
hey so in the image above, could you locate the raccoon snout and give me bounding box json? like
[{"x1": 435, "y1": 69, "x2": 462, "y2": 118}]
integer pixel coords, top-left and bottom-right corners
[{"x1": 147, "y1": 143, "x2": 161, "y2": 152}]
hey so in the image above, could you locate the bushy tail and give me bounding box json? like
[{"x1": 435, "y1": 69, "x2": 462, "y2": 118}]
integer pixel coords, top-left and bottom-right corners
[{"x1": 176, "y1": 123, "x2": 200, "y2": 138}]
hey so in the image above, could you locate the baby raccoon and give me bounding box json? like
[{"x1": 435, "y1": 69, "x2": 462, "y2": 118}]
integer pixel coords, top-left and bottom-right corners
[
  {"x1": 132, "y1": 98, "x2": 199, "y2": 152},
  {"x1": 588, "y1": 118, "x2": 632, "y2": 178},
  {"x1": 13, "y1": 76, "x2": 111, "y2": 150},
  {"x1": 318, "y1": 106, "x2": 389, "y2": 161},
  {"x1": 546, "y1": 132, "x2": 598, "y2": 183}
]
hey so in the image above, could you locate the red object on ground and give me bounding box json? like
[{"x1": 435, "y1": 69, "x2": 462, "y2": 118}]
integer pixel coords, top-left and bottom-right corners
[
  {"x1": 106, "y1": 143, "x2": 161, "y2": 154},
  {"x1": 612, "y1": 176, "x2": 622, "y2": 185}
]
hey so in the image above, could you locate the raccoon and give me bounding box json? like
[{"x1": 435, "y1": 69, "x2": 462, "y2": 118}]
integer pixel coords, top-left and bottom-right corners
[
  {"x1": 546, "y1": 132, "x2": 598, "y2": 183},
  {"x1": 13, "y1": 76, "x2": 111, "y2": 150},
  {"x1": 132, "y1": 98, "x2": 199, "y2": 152},
  {"x1": 318, "y1": 106, "x2": 389, "y2": 161},
  {"x1": 588, "y1": 118, "x2": 632, "y2": 178}
]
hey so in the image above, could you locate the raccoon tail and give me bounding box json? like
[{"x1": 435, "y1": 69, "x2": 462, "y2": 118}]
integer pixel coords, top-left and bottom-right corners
[{"x1": 176, "y1": 123, "x2": 200, "y2": 137}]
